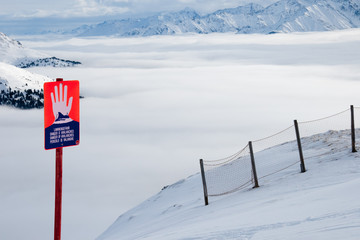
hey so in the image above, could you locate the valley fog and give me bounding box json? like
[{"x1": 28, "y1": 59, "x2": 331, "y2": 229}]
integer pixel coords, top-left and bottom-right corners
[{"x1": 1, "y1": 29, "x2": 360, "y2": 240}]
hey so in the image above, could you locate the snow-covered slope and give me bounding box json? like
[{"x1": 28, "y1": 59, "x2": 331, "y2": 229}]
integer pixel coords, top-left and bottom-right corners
[
  {"x1": 0, "y1": 32, "x2": 48, "y2": 65},
  {"x1": 0, "y1": 32, "x2": 81, "y2": 68},
  {"x1": 0, "y1": 62, "x2": 51, "y2": 92},
  {"x1": 0, "y1": 62, "x2": 52, "y2": 108},
  {"x1": 72, "y1": 0, "x2": 360, "y2": 37},
  {"x1": 0, "y1": 33, "x2": 79, "y2": 108},
  {"x1": 97, "y1": 129, "x2": 360, "y2": 240}
]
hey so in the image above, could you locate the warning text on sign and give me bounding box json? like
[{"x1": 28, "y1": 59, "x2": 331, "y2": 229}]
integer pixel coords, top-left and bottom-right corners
[{"x1": 49, "y1": 126, "x2": 75, "y2": 144}]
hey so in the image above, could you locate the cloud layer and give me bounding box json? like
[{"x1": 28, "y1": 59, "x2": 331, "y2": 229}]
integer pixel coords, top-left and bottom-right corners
[{"x1": 2, "y1": 30, "x2": 360, "y2": 240}]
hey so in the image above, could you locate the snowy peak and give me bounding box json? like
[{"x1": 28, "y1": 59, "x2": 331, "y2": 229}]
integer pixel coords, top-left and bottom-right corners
[
  {"x1": 72, "y1": 0, "x2": 360, "y2": 37},
  {"x1": 209, "y1": 3, "x2": 264, "y2": 18},
  {"x1": 274, "y1": 0, "x2": 360, "y2": 32},
  {"x1": 0, "y1": 32, "x2": 81, "y2": 68},
  {"x1": 164, "y1": 7, "x2": 200, "y2": 19},
  {"x1": 0, "y1": 32, "x2": 23, "y2": 49},
  {"x1": 0, "y1": 32, "x2": 47, "y2": 65}
]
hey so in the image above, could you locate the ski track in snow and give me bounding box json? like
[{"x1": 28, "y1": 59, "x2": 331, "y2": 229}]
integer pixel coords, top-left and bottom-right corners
[{"x1": 183, "y1": 207, "x2": 360, "y2": 239}]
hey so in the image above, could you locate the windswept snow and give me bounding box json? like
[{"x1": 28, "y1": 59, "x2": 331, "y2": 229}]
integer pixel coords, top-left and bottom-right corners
[{"x1": 97, "y1": 129, "x2": 360, "y2": 240}]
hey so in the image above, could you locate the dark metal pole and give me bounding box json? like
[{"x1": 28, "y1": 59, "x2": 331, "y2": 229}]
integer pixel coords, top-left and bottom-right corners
[
  {"x1": 248, "y1": 141, "x2": 259, "y2": 188},
  {"x1": 54, "y1": 78, "x2": 63, "y2": 240},
  {"x1": 199, "y1": 159, "x2": 209, "y2": 206},
  {"x1": 351, "y1": 105, "x2": 357, "y2": 153},
  {"x1": 294, "y1": 120, "x2": 306, "y2": 173}
]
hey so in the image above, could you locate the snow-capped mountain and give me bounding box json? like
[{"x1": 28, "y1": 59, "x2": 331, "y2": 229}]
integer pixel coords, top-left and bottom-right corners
[
  {"x1": 0, "y1": 32, "x2": 81, "y2": 108},
  {"x1": 72, "y1": 0, "x2": 360, "y2": 37},
  {"x1": 0, "y1": 32, "x2": 81, "y2": 68},
  {"x1": 0, "y1": 62, "x2": 50, "y2": 92},
  {"x1": 16, "y1": 57, "x2": 81, "y2": 68},
  {"x1": 0, "y1": 32, "x2": 47, "y2": 65},
  {"x1": 0, "y1": 62, "x2": 52, "y2": 108},
  {"x1": 97, "y1": 129, "x2": 360, "y2": 240}
]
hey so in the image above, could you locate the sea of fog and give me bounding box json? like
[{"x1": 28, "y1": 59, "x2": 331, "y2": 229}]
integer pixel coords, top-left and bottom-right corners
[{"x1": 1, "y1": 29, "x2": 360, "y2": 240}]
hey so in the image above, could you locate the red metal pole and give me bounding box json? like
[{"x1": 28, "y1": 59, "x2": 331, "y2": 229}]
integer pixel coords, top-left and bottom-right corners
[
  {"x1": 54, "y1": 148, "x2": 63, "y2": 240},
  {"x1": 54, "y1": 78, "x2": 63, "y2": 240}
]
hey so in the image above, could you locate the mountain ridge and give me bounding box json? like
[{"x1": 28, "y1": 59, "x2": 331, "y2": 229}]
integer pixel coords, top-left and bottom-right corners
[
  {"x1": 70, "y1": 0, "x2": 360, "y2": 37},
  {"x1": 0, "y1": 32, "x2": 81, "y2": 68},
  {"x1": 0, "y1": 62, "x2": 50, "y2": 108}
]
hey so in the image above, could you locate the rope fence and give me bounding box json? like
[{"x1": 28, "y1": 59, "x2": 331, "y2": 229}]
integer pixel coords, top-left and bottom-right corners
[
  {"x1": 199, "y1": 105, "x2": 359, "y2": 205},
  {"x1": 202, "y1": 144, "x2": 253, "y2": 197},
  {"x1": 298, "y1": 108, "x2": 352, "y2": 161},
  {"x1": 252, "y1": 125, "x2": 299, "y2": 181}
]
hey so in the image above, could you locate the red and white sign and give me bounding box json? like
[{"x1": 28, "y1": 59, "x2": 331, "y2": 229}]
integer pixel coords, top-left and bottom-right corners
[{"x1": 44, "y1": 80, "x2": 80, "y2": 150}]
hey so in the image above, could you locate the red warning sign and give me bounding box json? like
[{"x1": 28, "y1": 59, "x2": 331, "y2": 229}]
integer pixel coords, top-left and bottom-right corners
[{"x1": 44, "y1": 80, "x2": 80, "y2": 150}]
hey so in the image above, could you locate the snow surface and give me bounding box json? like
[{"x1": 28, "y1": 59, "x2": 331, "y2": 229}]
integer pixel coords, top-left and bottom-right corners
[
  {"x1": 0, "y1": 62, "x2": 51, "y2": 92},
  {"x1": 0, "y1": 32, "x2": 48, "y2": 65},
  {"x1": 97, "y1": 129, "x2": 360, "y2": 240},
  {"x1": 0, "y1": 32, "x2": 81, "y2": 68},
  {"x1": 1, "y1": 29, "x2": 360, "y2": 240}
]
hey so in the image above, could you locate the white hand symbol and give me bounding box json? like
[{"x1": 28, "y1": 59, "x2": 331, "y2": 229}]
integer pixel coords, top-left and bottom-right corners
[{"x1": 51, "y1": 83, "x2": 73, "y2": 121}]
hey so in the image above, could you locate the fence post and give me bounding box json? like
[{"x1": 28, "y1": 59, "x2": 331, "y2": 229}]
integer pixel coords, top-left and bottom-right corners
[
  {"x1": 351, "y1": 105, "x2": 357, "y2": 153},
  {"x1": 248, "y1": 141, "x2": 259, "y2": 188},
  {"x1": 294, "y1": 120, "x2": 306, "y2": 173},
  {"x1": 199, "y1": 159, "x2": 209, "y2": 206}
]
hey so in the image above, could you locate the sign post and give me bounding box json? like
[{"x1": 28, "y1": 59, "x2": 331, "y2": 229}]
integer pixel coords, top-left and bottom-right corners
[
  {"x1": 54, "y1": 146, "x2": 63, "y2": 240},
  {"x1": 44, "y1": 78, "x2": 80, "y2": 240}
]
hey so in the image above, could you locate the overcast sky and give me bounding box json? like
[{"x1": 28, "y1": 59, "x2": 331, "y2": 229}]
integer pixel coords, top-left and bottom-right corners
[{"x1": 1, "y1": 0, "x2": 276, "y2": 19}]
